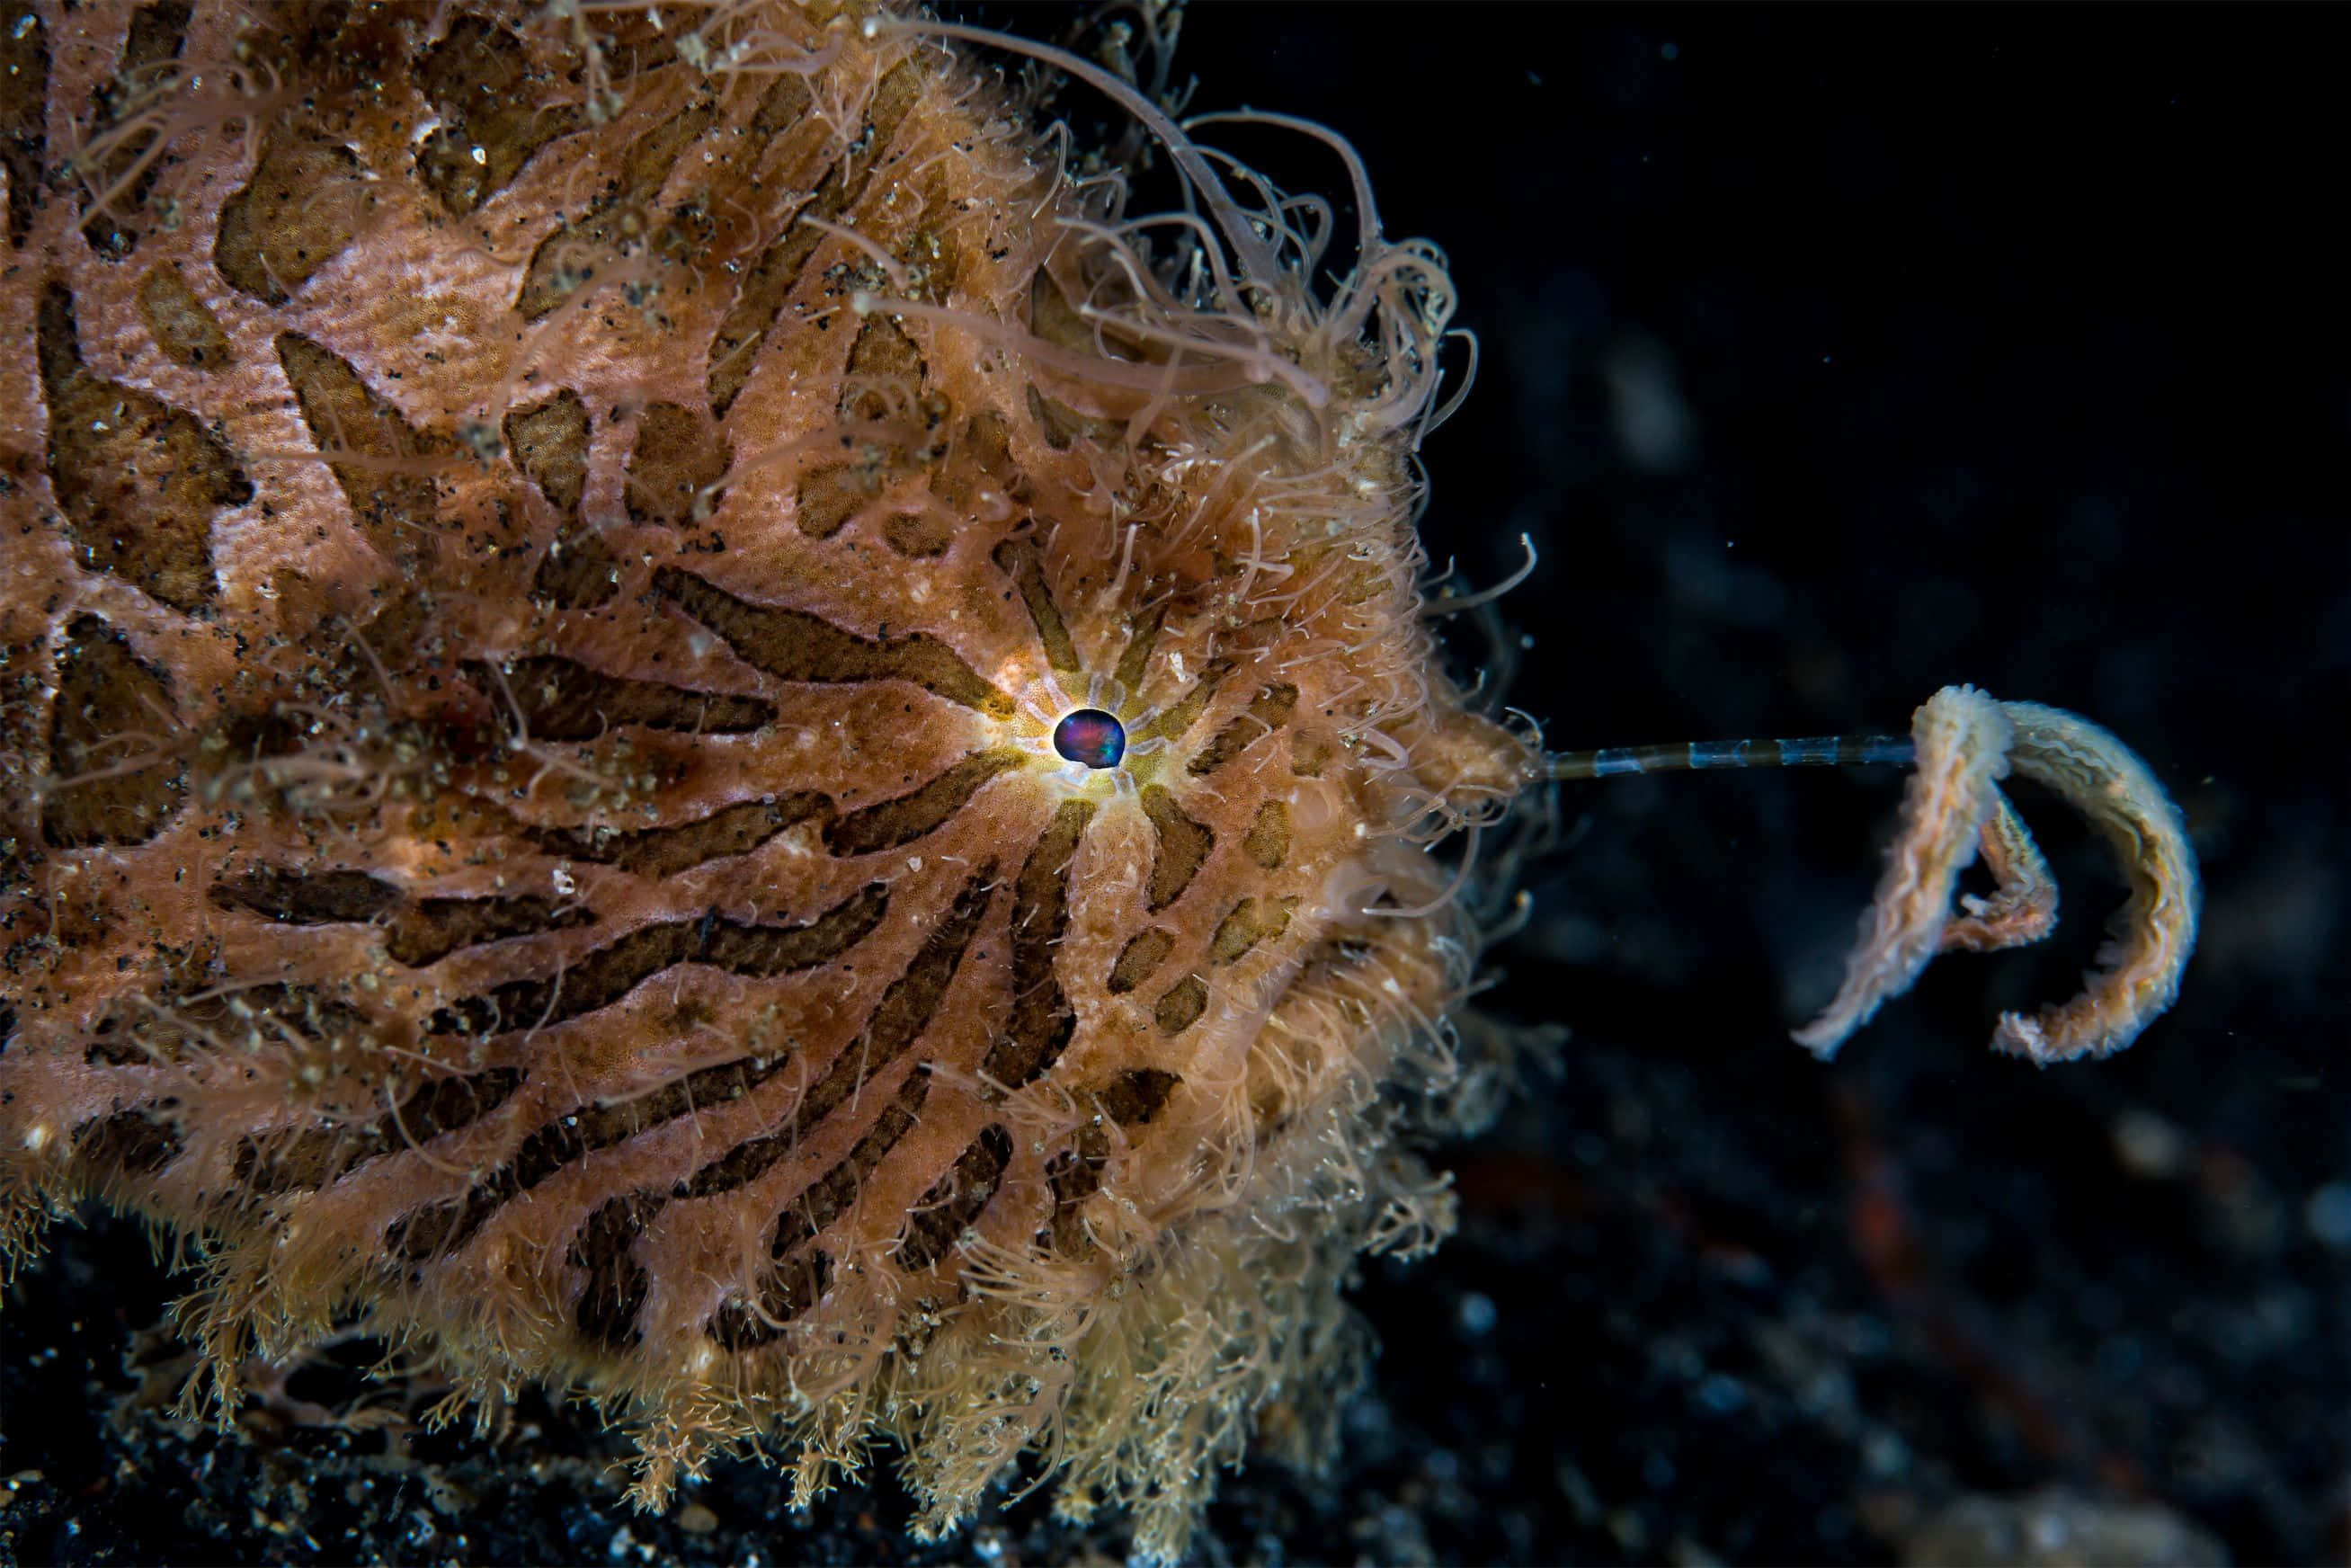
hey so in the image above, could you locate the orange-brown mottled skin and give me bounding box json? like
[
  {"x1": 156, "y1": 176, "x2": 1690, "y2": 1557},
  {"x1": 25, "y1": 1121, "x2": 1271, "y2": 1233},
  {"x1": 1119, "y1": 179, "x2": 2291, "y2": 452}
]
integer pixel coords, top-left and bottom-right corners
[{"x1": 0, "y1": 1, "x2": 1526, "y2": 1554}]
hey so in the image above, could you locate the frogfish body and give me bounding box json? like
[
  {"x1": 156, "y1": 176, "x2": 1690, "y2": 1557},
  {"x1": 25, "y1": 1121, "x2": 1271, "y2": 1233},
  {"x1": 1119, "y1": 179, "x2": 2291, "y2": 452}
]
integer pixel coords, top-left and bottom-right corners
[{"x1": 0, "y1": 3, "x2": 1528, "y2": 1555}]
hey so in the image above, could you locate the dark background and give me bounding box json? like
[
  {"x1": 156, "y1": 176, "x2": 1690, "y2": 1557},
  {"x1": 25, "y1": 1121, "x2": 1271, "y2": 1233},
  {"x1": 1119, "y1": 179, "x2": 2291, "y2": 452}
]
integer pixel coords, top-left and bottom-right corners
[
  {"x1": 1206, "y1": 6, "x2": 2350, "y2": 1564},
  {"x1": 5, "y1": 6, "x2": 2344, "y2": 1564}
]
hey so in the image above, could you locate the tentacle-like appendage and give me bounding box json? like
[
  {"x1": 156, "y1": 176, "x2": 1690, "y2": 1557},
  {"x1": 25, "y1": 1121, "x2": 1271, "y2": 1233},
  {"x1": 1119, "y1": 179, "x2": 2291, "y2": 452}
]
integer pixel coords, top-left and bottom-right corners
[
  {"x1": 1789, "y1": 687, "x2": 2197, "y2": 1063},
  {"x1": 1942, "y1": 788, "x2": 2058, "y2": 954},
  {"x1": 1790, "y1": 686, "x2": 2015, "y2": 1057},
  {"x1": 1985, "y1": 701, "x2": 2201, "y2": 1064},
  {"x1": 1543, "y1": 684, "x2": 2198, "y2": 1064}
]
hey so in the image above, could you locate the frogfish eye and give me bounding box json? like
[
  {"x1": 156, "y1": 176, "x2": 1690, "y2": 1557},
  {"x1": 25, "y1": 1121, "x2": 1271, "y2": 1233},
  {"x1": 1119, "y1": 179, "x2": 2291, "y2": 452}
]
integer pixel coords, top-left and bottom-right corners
[{"x1": 1052, "y1": 708, "x2": 1127, "y2": 770}]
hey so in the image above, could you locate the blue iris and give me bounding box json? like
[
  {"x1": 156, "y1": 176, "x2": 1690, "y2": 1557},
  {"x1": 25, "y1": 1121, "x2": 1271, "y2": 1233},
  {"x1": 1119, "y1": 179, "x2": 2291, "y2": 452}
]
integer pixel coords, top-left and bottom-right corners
[{"x1": 1053, "y1": 708, "x2": 1127, "y2": 770}]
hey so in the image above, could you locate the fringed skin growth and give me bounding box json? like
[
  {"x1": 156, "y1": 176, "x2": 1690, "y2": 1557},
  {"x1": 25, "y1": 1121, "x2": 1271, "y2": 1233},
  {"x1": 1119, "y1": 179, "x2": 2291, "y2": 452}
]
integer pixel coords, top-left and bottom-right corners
[
  {"x1": 1791, "y1": 687, "x2": 2018, "y2": 1053},
  {"x1": 1540, "y1": 690, "x2": 2196, "y2": 1061},
  {"x1": 1791, "y1": 687, "x2": 2198, "y2": 1064},
  {"x1": 0, "y1": 3, "x2": 1523, "y2": 1556}
]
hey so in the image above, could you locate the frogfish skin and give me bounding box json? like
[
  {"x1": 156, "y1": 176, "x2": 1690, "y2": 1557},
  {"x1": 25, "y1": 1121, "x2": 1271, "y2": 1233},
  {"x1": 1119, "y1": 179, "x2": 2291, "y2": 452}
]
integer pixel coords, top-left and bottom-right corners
[{"x1": 0, "y1": 2, "x2": 1533, "y2": 1555}]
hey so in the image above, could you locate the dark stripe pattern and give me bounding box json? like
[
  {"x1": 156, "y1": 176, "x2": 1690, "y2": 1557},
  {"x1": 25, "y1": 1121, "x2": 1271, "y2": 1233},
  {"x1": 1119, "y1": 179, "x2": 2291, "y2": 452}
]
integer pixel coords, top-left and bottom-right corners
[
  {"x1": 238, "y1": 1068, "x2": 526, "y2": 1196},
  {"x1": 654, "y1": 567, "x2": 1015, "y2": 718},
  {"x1": 1045, "y1": 1069, "x2": 1180, "y2": 1256},
  {"x1": 426, "y1": 884, "x2": 887, "y2": 1037},
  {"x1": 984, "y1": 801, "x2": 1094, "y2": 1091},
  {"x1": 699, "y1": 865, "x2": 1001, "y2": 1350},
  {"x1": 893, "y1": 1126, "x2": 1013, "y2": 1273},
  {"x1": 1187, "y1": 684, "x2": 1298, "y2": 776}
]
